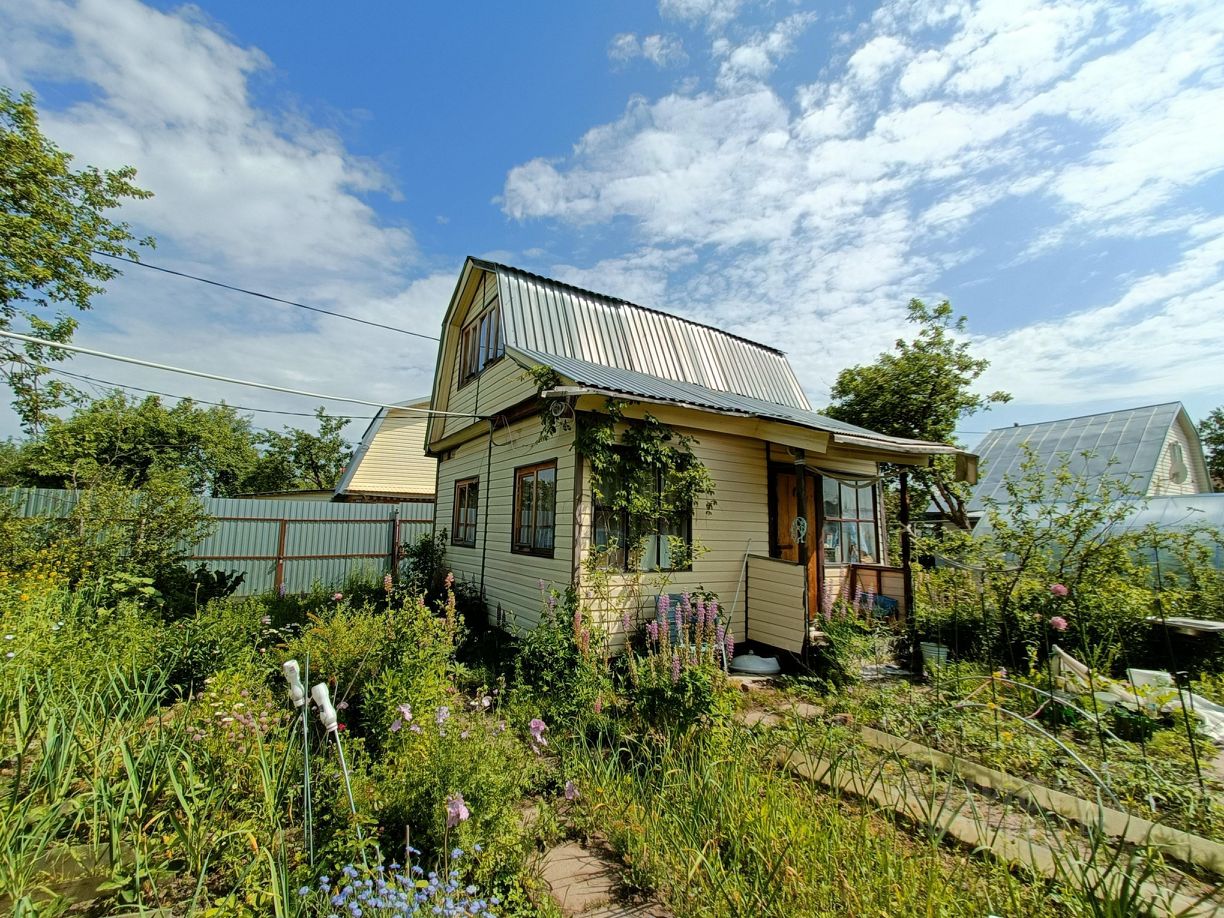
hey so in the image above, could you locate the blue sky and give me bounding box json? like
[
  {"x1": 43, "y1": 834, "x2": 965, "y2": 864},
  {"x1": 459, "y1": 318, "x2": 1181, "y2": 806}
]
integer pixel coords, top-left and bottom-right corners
[{"x1": 1, "y1": 0, "x2": 1222, "y2": 447}]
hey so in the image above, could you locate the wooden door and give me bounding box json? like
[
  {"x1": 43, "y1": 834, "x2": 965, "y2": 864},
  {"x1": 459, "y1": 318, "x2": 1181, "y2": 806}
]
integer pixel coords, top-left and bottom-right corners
[{"x1": 772, "y1": 470, "x2": 820, "y2": 623}]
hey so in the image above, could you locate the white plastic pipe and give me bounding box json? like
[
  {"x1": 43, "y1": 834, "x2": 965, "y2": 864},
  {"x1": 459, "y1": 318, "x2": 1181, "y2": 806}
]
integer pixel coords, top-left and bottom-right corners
[
  {"x1": 283, "y1": 660, "x2": 306, "y2": 708},
  {"x1": 311, "y1": 683, "x2": 338, "y2": 733}
]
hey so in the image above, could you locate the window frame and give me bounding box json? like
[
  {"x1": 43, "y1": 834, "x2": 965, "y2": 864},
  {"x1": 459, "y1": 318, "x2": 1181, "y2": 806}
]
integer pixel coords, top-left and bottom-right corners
[
  {"x1": 457, "y1": 296, "x2": 505, "y2": 387},
  {"x1": 451, "y1": 477, "x2": 479, "y2": 547},
  {"x1": 821, "y1": 476, "x2": 880, "y2": 565},
  {"x1": 591, "y1": 460, "x2": 694, "y2": 573},
  {"x1": 512, "y1": 459, "x2": 558, "y2": 558}
]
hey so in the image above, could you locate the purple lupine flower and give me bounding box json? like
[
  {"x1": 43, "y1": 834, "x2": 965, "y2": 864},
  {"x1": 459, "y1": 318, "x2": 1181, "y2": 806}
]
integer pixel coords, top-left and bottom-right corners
[
  {"x1": 277, "y1": 582, "x2": 287, "y2": 598},
  {"x1": 646, "y1": 620, "x2": 659, "y2": 642},
  {"x1": 446, "y1": 793, "x2": 470, "y2": 827},
  {"x1": 694, "y1": 596, "x2": 706, "y2": 627},
  {"x1": 657, "y1": 594, "x2": 671, "y2": 619},
  {"x1": 671, "y1": 651, "x2": 681, "y2": 684},
  {"x1": 716, "y1": 624, "x2": 726, "y2": 647},
  {"x1": 622, "y1": 609, "x2": 632, "y2": 634},
  {"x1": 724, "y1": 629, "x2": 736, "y2": 660}
]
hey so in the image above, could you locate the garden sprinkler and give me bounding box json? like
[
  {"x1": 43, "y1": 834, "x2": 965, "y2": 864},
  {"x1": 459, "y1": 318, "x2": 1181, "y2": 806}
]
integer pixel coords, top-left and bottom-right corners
[
  {"x1": 282, "y1": 659, "x2": 314, "y2": 867},
  {"x1": 311, "y1": 682, "x2": 367, "y2": 855}
]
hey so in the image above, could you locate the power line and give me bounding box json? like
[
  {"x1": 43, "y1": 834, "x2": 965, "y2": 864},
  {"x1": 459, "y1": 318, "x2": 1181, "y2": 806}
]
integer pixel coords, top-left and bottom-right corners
[
  {"x1": 0, "y1": 330, "x2": 471, "y2": 419},
  {"x1": 93, "y1": 251, "x2": 441, "y2": 342},
  {"x1": 47, "y1": 367, "x2": 379, "y2": 422}
]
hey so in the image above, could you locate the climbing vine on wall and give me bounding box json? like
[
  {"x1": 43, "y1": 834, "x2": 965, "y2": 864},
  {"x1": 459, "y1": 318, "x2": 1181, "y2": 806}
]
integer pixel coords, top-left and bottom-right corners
[{"x1": 526, "y1": 364, "x2": 716, "y2": 521}]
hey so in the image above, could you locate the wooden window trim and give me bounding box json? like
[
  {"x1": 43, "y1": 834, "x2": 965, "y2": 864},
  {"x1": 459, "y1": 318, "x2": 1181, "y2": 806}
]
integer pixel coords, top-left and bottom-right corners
[
  {"x1": 512, "y1": 459, "x2": 558, "y2": 558},
  {"x1": 591, "y1": 457, "x2": 693, "y2": 572},
  {"x1": 821, "y1": 476, "x2": 880, "y2": 566},
  {"x1": 457, "y1": 291, "x2": 505, "y2": 390},
  {"x1": 451, "y1": 477, "x2": 479, "y2": 547}
]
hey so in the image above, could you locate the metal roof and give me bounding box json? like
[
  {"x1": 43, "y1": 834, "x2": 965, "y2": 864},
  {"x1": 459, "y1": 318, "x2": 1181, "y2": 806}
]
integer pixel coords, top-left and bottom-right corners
[
  {"x1": 510, "y1": 346, "x2": 961, "y2": 455},
  {"x1": 968, "y1": 402, "x2": 1189, "y2": 511},
  {"x1": 474, "y1": 259, "x2": 811, "y2": 410}
]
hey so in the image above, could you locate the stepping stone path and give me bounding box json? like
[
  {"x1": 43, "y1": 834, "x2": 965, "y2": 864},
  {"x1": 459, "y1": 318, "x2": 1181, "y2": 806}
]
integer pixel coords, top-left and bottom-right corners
[{"x1": 538, "y1": 840, "x2": 672, "y2": 917}]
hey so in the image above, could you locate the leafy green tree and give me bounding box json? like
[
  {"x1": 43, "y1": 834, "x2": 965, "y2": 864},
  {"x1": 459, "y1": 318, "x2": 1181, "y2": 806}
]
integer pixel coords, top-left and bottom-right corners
[
  {"x1": 1199, "y1": 407, "x2": 1224, "y2": 492},
  {"x1": 4, "y1": 391, "x2": 260, "y2": 495},
  {"x1": 245, "y1": 407, "x2": 354, "y2": 491},
  {"x1": 825, "y1": 299, "x2": 1010, "y2": 528},
  {"x1": 1, "y1": 88, "x2": 154, "y2": 433}
]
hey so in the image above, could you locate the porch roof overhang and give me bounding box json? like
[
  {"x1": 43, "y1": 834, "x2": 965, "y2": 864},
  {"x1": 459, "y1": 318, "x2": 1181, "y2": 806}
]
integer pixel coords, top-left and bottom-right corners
[{"x1": 513, "y1": 346, "x2": 978, "y2": 481}]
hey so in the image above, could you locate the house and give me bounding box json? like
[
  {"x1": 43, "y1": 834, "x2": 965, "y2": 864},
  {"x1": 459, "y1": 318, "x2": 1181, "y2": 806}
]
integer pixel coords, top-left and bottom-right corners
[
  {"x1": 967, "y1": 402, "x2": 1213, "y2": 517},
  {"x1": 333, "y1": 398, "x2": 437, "y2": 504},
  {"x1": 424, "y1": 258, "x2": 973, "y2": 657}
]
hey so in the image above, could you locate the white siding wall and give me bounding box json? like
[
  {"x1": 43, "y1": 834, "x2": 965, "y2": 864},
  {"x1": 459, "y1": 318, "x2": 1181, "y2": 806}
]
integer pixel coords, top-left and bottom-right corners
[
  {"x1": 1148, "y1": 420, "x2": 1211, "y2": 496},
  {"x1": 434, "y1": 414, "x2": 576, "y2": 630},
  {"x1": 574, "y1": 425, "x2": 769, "y2": 649},
  {"x1": 346, "y1": 411, "x2": 436, "y2": 497}
]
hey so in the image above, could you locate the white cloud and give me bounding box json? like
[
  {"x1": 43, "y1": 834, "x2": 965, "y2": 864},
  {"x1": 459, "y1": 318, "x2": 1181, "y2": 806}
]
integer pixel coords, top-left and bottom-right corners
[
  {"x1": 608, "y1": 32, "x2": 688, "y2": 68},
  {"x1": 0, "y1": 0, "x2": 442, "y2": 438},
  {"x1": 658, "y1": 0, "x2": 746, "y2": 32},
  {"x1": 504, "y1": 0, "x2": 1224, "y2": 407}
]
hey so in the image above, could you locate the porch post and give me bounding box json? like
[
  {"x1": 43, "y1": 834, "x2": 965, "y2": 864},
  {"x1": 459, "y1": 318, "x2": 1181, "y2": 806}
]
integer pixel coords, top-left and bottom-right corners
[{"x1": 899, "y1": 470, "x2": 918, "y2": 672}]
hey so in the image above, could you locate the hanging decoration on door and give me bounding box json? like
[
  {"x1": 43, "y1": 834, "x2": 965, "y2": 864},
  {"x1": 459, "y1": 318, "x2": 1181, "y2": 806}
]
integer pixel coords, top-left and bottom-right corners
[{"x1": 790, "y1": 516, "x2": 808, "y2": 545}]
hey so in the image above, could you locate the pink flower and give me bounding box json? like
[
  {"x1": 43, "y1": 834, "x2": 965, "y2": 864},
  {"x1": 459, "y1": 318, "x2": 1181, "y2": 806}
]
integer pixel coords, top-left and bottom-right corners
[
  {"x1": 671, "y1": 651, "x2": 681, "y2": 684},
  {"x1": 1050, "y1": 583, "x2": 1069, "y2": 598},
  {"x1": 398, "y1": 703, "x2": 413, "y2": 721},
  {"x1": 444, "y1": 572, "x2": 454, "y2": 588},
  {"x1": 529, "y1": 717, "x2": 548, "y2": 753},
  {"x1": 657, "y1": 594, "x2": 671, "y2": 618},
  {"x1": 390, "y1": 719, "x2": 402, "y2": 733},
  {"x1": 383, "y1": 573, "x2": 394, "y2": 593},
  {"x1": 564, "y1": 780, "x2": 579, "y2": 801},
  {"x1": 446, "y1": 793, "x2": 470, "y2": 827},
  {"x1": 593, "y1": 696, "x2": 603, "y2": 714},
  {"x1": 646, "y1": 620, "x2": 659, "y2": 643},
  {"x1": 332, "y1": 592, "x2": 343, "y2": 602},
  {"x1": 1049, "y1": 616, "x2": 1069, "y2": 632}
]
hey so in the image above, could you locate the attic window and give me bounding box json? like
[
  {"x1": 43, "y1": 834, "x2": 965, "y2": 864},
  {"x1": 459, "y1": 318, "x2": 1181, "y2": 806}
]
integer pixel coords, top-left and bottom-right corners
[{"x1": 459, "y1": 296, "x2": 504, "y2": 385}]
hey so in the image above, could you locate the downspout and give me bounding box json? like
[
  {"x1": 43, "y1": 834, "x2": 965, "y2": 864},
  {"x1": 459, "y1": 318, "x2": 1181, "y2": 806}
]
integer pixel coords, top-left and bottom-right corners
[{"x1": 479, "y1": 418, "x2": 494, "y2": 606}]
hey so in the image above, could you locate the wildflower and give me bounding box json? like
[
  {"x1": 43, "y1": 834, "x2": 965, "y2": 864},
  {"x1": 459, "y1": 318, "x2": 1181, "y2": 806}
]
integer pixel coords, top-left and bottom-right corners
[
  {"x1": 622, "y1": 609, "x2": 632, "y2": 633},
  {"x1": 410, "y1": 724, "x2": 422, "y2": 733},
  {"x1": 390, "y1": 719, "x2": 402, "y2": 733},
  {"x1": 529, "y1": 717, "x2": 548, "y2": 753},
  {"x1": 398, "y1": 702, "x2": 413, "y2": 721},
  {"x1": 384, "y1": 573, "x2": 394, "y2": 593},
  {"x1": 445, "y1": 572, "x2": 455, "y2": 588},
  {"x1": 19, "y1": 594, "x2": 28, "y2": 602},
  {"x1": 5, "y1": 652, "x2": 13, "y2": 659},
  {"x1": 646, "y1": 620, "x2": 659, "y2": 643},
  {"x1": 657, "y1": 594, "x2": 671, "y2": 618},
  {"x1": 1050, "y1": 583, "x2": 1069, "y2": 598},
  {"x1": 436, "y1": 705, "x2": 450, "y2": 725},
  {"x1": 671, "y1": 651, "x2": 681, "y2": 684},
  {"x1": 724, "y1": 629, "x2": 736, "y2": 660},
  {"x1": 1049, "y1": 616, "x2": 1069, "y2": 632},
  {"x1": 460, "y1": 730, "x2": 470, "y2": 739},
  {"x1": 338, "y1": 701, "x2": 349, "y2": 711},
  {"x1": 260, "y1": 615, "x2": 271, "y2": 626},
  {"x1": 564, "y1": 780, "x2": 579, "y2": 801},
  {"x1": 446, "y1": 793, "x2": 470, "y2": 827},
  {"x1": 3, "y1": 634, "x2": 12, "y2": 640},
  {"x1": 538, "y1": 578, "x2": 546, "y2": 591},
  {"x1": 593, "y1": 696, "x2": 603, "y2": 714},
  {"x1": 277, "y1": 583, "x2": 287, "y2": 598},
  {"x1": 480, "y1": 695, "x2": 492, "y2": 708},
  {"x1": 332, "y1": 592, "x2": 344, "y2": 601}
]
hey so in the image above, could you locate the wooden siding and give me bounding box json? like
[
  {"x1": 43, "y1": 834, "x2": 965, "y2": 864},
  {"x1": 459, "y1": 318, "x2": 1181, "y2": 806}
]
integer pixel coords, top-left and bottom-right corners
[
  {"x1": 574, "y1": 425, "x2": 769, "y2": 649},
  {"x1": 1149, "y1": 419, "x2": 1211, "y2": 496},
  {"x1": 434, "y1": 414, "x2": 576, "y2": 630},
  {"x1": 746, "y1": 555, "x2": 806, "y2": 652},
  {"x1": 346, "y1": 410, "x2": 436, "y2": 497}
]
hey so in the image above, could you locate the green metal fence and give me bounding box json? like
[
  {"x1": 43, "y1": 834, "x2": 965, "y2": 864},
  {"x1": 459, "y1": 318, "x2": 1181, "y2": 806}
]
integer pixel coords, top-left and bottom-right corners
[{"x1": 0, "y1": 487, "x2": 435, "y2": 595}]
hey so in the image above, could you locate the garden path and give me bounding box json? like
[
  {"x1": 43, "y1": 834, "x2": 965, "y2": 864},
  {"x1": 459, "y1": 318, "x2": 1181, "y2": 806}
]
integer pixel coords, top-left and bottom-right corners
[{"x1": 538, "y1": 840, "x2": 672, "y2": 917}]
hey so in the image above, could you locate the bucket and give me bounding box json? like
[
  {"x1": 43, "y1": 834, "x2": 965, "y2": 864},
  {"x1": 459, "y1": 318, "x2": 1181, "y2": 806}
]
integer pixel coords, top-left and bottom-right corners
[{"x1": 920, "y1": 642, "x2": 949, "y2": 670}]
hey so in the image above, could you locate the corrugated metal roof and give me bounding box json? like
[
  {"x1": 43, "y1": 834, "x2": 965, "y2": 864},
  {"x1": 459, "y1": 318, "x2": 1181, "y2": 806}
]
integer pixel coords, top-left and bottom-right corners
[
  {"x1": 968, "y1": 403, "x2": 1185, "y2": 511},
  {"x1": 475, "y1": 259, "x2": 811, "y2": 410},
  {"x1": 510, "y1": 346, "x2": 959, "y2": 454}
]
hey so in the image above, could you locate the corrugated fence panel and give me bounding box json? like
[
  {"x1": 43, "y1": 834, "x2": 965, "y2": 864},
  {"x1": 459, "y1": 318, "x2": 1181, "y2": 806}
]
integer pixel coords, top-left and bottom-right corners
[{"x1": 0, "y1": 487, "x2": 435, "y2": 595}]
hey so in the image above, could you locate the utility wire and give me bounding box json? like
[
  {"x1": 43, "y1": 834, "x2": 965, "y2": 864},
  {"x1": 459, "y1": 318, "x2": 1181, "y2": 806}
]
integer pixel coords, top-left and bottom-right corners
[
  {"x1": 0, "y1": 330, "x2": 473, "y2": 419},
  {"x1": 92, "y1": 251, "x2": 441, "y2": 342},
  {"x1": 46, "y1": 367, "x2": 379, "y2": 421}
]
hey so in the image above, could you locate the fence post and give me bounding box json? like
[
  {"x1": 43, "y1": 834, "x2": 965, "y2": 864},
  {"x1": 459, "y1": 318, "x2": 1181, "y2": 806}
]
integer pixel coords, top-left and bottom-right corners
[{"x1": 274, "y1": 519, "x2": 289, "y2": 594}]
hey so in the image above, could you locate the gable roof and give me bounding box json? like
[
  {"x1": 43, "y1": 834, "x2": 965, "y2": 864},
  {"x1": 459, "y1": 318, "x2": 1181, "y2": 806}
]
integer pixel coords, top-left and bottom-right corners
[
  {"x1": 471, "y1": 258, "x2": 810, "y2": 410},
  {"x1": 967, "y1": 402, "x2": 1207, "y2": 511},
  {"x1": 334, "y1": 397, "x2": 434, "y2": 500}
]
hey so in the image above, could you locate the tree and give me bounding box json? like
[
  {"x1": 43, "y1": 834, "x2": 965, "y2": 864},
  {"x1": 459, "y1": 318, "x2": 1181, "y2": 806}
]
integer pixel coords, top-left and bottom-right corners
[
  {"x1": 1199, "y1": 407, "x2": 1224, "y2": 492},
  {"x1": 0, "y1": 391, "x2": 355, "y2": 497},
  {"x1": 4, "y1": 391, "x2": 261, "y2": 496},
  {"x1": 1, "y1": 87, "x2": 153, "y2": 433},
  {"x1": 824, "y1": 299, "x2": 1010, "y2": 529},
  {"x1": 246, "y1": 407, "x2": 354, "y2": 491}
]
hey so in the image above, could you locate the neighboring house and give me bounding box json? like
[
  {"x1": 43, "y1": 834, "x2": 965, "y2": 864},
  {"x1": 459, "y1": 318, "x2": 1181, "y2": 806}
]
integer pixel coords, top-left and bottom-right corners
[
  {"x1": 424, "y1": 258, "x2": 973, "y2": 657},
  {"x1": 967, "y1": 402, "x2": 1213, "y2": 517},
  {"x1": 333, "y1": 399, "x2": 437, "y2": 504}
]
